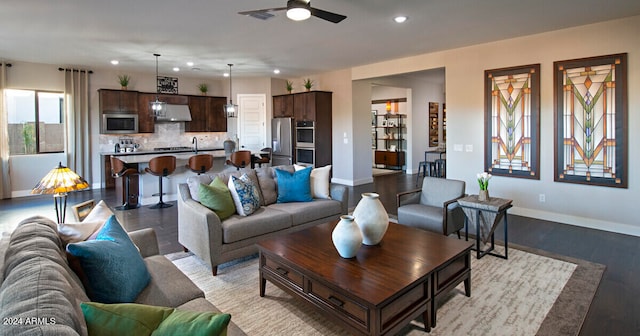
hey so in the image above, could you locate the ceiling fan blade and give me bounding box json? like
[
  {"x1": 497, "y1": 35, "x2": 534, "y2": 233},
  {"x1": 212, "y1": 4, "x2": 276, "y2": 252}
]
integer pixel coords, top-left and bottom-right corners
[
  {"x1": 238, "y1": 7, "x2": 287, "y2": 16},
  {"x1": 310, "y1": 7, "x2": 347, "y2": 23}
]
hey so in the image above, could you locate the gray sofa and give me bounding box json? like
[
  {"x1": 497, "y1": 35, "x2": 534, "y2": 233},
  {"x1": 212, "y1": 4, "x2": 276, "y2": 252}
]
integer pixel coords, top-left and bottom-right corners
[
  {"x1": 0, "y1": 216, "x2": 244, "y2": 336},
  {"x1": 178, "y1": 165, "x2": 348, "y2": 275}
]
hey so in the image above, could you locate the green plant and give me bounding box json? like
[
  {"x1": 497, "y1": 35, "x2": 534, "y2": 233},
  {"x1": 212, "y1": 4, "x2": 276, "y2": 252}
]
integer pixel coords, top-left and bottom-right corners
[
  {"x1": 117, "y1": 74, "x2": 130, "y2": 88},
  {"x1": 22, "y1": 123, "x2": 35, "y2": 154},
  {"x1": 477, "y1": 172, "x2": 492, "y2": 190},
  {"x1": 286, "y1": 80, "x2": 294, "y2": 93},
  {"x1": 198, "y1": 83, "x2": 208, "y2": 93},
  {"x1": 303, "y1": 78, "x2": 314, "y2": 90}
]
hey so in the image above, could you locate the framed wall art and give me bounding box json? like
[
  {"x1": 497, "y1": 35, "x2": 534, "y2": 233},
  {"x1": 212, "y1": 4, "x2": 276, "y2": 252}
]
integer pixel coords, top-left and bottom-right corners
[
  {"x1": 157, "y1": 76, "x2": 178, "y2": 94},
  {"x1": 72, "y1": 199, "x2": 95, "y2": 221},
  {"x1": 484, "y1": 64, "x2": 540, "y2": 179},
  {"x1": 554, "y1": 53, "x2": 627, "y2": 188}
]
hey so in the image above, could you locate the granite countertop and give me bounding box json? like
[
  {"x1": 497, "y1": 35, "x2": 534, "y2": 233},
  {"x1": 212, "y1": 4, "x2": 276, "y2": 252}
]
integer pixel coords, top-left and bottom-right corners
[{"x1": 100, "y1": 147, "x2": 225, "y2": 156}]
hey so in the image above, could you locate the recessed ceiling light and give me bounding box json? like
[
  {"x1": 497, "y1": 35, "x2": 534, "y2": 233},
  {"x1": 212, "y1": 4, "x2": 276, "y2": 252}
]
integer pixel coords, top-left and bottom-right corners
[
  {"x1": 394, "y1": 16, "x2": 408, "y2": 23},
  {"x1": 173, "y1": 67, "x2": 180, "y2": 72},
  {"x1": 274, "y1": 69, "x2": 280, "y2": 74},
  {"x1": 110, "y1": 60, "x2": 119, "y2": 65},
  {"x1": 223, "y1": 72, "x2": 230, "y2": 77},
  {"x1": 186, "y1": 61, "x2": 194, "y2": 67}
]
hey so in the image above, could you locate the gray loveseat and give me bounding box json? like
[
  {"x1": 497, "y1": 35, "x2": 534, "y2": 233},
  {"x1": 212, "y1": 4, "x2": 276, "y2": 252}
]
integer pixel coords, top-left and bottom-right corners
[
  {"x1": 178, "y1": 165, "x2": 348, "y2": 275},
  {"x1": 0, "y1": 216, "x2": 244, "y2": 336}
]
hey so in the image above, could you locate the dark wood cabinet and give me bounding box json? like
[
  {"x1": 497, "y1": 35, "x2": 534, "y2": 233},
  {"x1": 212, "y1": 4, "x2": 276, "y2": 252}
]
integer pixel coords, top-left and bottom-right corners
[
  {"x1": 186, "y1": 96, "x2": 227, "y2": 132},
  {"x1": 375, "y1": 150, "x2": 405, "y2": 168},
  {"x1": 99, "y1": 89, "x2": 138, "y2": 113},
  {"x1": 273, "y1": 94, "x2": 294, "y2": 117},
  {"x1": 293, "y1": 91, "x2": 331, "y2": 121},
  {"x1": 100, "y1": 89, "x2": 227, "y2": 134},
  {"x1": 136, "y1": 93, "x2": 156, "y2": 133}
]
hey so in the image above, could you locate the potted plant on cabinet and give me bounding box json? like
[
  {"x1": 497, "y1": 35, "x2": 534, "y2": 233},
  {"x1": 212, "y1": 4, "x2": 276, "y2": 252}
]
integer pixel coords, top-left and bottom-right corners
[
  {"x1": 198, "y1": 83, "x2": 208, "y2": 95},
  {"x1": 303, "y1": 78, "x2": 314, "y2": 91},
  {"x1": 286, "y1": 80, "x2": 293, "y2": 94},
  {"x1": 118, "y1": 74, "x2": 131, "y2": 90}
]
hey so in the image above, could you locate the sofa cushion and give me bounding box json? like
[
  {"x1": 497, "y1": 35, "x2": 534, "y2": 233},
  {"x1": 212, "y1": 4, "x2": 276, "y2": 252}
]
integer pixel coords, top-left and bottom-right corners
[
  {"x1": 135, "y1": 255, "x2": 205, "y2": 307},
  {"x1": 221, "y1": 207, "x2": 292, "y2": 243},
  {"x1": 198, "y1": 177, "x2": 235, "y2": 220},
  {"x1": 67, "y1": 215, "x2": 150, "y2": 303},
  {"x1": 58, "y1": 220, "x2": 104, "y2": 244},
  {"x1": 275, "y1": 166, "x2": 313, "y2": 203},
  {"x1": 268, "y1": 199, "x2": 342, "y2": 226},
  {"x1": 81, "y1": 302, "x2": 231, "y2": 336},
  {"x1": 295, "y1": 164, "x2": 332, "y2": 199},
  {"x1": 255, "y1": 166, "x2": 295, "y2": 206},
  {"x1": 187, "y1": 175, "x2": 213, "y2": 202},
  {"x1": 85, "y1": 200, "x2": 115, "y2": 240},
  {"x1": 228, "y1": 174, "x2": 261, "y2": 216},
  {"x1": 0, "y1": 216, "x2": 89, "y2": 336}
]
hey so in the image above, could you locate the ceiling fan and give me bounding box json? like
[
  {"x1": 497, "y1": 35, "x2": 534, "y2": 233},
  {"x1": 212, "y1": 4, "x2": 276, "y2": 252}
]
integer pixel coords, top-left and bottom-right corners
[{"x1": 238, "y1": 0, "x2": 347, "y2": 24}]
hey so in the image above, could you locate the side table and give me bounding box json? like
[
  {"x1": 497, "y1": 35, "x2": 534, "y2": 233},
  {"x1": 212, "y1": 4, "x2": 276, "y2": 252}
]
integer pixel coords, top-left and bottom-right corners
[{"x1": 457, "y1": 195, "x2": 513, "y2": 259}]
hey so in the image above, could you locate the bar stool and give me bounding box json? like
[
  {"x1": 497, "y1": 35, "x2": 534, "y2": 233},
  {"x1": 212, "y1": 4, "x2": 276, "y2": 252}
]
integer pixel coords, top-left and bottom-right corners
[
  {"x1": 435, "y1": 158, "x2": 446, "y2": 178},
  {"x1": 416, "y1": 160, "x2": 436, "y2": 186},
  {"x1": 226, "y1": 150, "x2": 252, "y2": 170},
  {"x1": 186, "y1": 154, "x2": 214, "y2": 175},
  {"x1": 110, "y1": 156, "x2": 140, "y2": 210},
  {"x1": 252, "y1": 147, "x2": 272, "y2": 168},
  {"x1": 145, "y1": 155, "x2": 176, "y2": 209}
]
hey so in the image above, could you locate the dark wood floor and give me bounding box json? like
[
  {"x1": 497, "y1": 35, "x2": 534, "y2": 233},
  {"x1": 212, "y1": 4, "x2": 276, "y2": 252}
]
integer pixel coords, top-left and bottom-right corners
[{"x1": 1, "y1": 173, "x2": 638, "y2": 335}]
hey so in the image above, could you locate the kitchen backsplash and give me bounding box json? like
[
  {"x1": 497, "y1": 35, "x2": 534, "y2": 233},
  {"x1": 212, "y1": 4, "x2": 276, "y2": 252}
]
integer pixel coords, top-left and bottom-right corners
[{"x1": 98, "y1": 122, "x2": 232, "y2": 153}]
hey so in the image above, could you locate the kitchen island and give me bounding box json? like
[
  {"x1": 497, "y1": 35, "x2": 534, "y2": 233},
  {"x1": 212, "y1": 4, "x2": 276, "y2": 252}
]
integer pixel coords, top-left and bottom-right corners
[{"x1": 101, "y1": 148, "x2": 226, "y2": 206}]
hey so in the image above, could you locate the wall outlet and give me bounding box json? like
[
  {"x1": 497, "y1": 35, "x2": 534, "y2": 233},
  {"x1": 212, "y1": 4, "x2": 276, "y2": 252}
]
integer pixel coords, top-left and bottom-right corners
[{"x1": 539, "y1": 194, "x2": 546, "y2": 203}]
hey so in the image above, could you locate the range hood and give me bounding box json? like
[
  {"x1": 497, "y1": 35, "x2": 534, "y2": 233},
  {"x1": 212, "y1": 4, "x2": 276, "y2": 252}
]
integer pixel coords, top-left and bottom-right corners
[{"x1": 155, "y1": 104, "x2": 192, "y2": 122}]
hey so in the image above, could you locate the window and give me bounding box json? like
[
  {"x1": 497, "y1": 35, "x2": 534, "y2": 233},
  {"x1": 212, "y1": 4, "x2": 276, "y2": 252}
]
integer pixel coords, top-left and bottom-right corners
[{"x1": 6, "y1": 89, "x2": 65, "y2": 155}]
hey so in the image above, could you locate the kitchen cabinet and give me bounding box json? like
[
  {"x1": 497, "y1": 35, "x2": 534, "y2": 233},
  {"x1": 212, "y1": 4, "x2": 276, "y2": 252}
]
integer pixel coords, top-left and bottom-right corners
[
  {"x1": 273, "y1": 94, "x2": 294, "y2": 118},
  {"x1": 99, "y1": 89, "x2": 138, "y2": 113},
  {"x1": 186, "y1": 96, "x2": 227, "y2": 132},
  {"x1": 136, "y1": 93, "x2": 156, "y2": 133},
  {"x1": 293, "y1": 91, "x2": 331, "y2": 121}
]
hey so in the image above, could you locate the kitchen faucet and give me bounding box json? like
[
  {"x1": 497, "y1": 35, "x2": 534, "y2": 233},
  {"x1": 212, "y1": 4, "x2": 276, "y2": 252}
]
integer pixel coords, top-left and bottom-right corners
[{"x1": 192, "y1": 136, "x2": 198, "y2": 153}]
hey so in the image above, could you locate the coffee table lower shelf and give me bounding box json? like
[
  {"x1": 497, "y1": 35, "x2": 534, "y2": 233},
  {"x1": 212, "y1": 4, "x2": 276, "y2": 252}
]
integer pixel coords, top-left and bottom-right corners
[{"x1": 259, "y1": 251, "x2": 432, "y2": 335}]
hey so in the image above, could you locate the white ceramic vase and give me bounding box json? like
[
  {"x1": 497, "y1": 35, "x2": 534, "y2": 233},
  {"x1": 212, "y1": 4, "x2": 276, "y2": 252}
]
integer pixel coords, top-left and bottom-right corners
[
  {"x1": 352, "y1": 193, "x2": 389, "y2": 245},
  {"x1": 332, "y1": 215, "x2": 363, "y2": 258}
]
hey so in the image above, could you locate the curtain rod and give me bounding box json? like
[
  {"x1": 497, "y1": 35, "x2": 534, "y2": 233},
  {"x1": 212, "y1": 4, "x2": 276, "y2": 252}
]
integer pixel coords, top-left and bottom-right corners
[{"x1": 58, "y1": 67, "x2": 93, "y2": 74}]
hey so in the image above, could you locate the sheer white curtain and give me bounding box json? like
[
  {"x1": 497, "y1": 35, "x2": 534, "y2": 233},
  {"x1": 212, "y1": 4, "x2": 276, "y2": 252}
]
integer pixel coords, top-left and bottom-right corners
[
  {"x1": 0, "y1": 63, "x2": 10, "y2": 199},
  {"x1": 64, "y1": 69, "x2": 91, "y2": 182}
]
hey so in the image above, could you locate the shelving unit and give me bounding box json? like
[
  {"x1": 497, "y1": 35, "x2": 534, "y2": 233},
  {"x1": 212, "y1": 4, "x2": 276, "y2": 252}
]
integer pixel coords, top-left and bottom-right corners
[
  {"x1": 429, "y1": 102, "x2": 439, "y2": 147},
  {"x1": 372, "y1": 113, "x2": 406, "y2": 169}
]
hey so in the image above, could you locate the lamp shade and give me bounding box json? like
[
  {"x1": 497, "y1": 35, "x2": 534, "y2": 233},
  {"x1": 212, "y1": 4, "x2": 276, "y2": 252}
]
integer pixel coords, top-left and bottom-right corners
[{"x1": 31, "y1": 162, "x2": 89, "y2": 195}]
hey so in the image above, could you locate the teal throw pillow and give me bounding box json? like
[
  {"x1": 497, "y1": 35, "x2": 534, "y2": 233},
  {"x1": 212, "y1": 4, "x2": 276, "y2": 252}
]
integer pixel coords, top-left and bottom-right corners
[
  {"x1": 198, "y1": 177, "x2": 236, "y2": 220},
  {"x1": 275, "y1": 166, "x2": 313, "y2": 203},
  {"x1": 228, "y1": 174, "x2": 261, "y2": 216},
  {"x1": 81, "y1": 302, "x2": 231, "y2": 336},
  {"x1": 67, "y1": 215, "x2": 150, "y2": 303}
]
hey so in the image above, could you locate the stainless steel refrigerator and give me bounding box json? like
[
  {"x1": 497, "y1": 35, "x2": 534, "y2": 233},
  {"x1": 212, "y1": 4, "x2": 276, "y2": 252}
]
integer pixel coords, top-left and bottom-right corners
[{"x1": 271, "y1": 117, "x2": 294, "y2": 166}]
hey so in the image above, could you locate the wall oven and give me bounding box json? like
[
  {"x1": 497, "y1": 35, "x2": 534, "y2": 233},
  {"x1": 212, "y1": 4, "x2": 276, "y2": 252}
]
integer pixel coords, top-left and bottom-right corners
[
  {"x1": 296, "y1": 147, "x2": 314, "y2": 166},
  {"x1": 296, "y1": 120, "x2": 315, "y2": 148},
  {"x1": 102, "y1": 113, "x2": 138, "y2": 134}
]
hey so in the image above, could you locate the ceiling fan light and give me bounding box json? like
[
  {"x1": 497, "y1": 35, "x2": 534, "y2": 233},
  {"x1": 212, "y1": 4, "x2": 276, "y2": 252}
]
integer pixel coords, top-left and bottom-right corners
[{"x1": 287, "y1": 4, "x2": 311, "y2": 21}]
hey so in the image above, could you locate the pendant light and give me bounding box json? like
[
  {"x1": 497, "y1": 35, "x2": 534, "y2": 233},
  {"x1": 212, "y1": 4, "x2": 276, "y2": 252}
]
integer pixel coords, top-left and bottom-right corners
[
  {"x1": 224, "y1": 64, "x2": 238, "y2": 118},
  {"x1": 149, "y1": 53, "x2": 166, "y2": 118}
]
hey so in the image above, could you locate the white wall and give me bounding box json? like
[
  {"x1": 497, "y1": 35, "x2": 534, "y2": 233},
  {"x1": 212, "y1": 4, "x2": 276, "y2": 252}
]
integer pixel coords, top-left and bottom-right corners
[{"x1": 350, "y1": 15, "x2": 640, "y2": 236}]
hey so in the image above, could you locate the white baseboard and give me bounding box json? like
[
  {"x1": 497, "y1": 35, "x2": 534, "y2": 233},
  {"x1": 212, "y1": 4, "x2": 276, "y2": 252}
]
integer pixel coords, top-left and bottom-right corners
[
  {"x1": 140, "y1": 194, "x2": 178, "y2": 206},
  {"x1": 511, "y1": 206, "x2": 640, "y2": 238},
  {"x1": 331, "y1": 177, "x2": 373, "y2": 186},
  {"x1": 11, "y1": 190, "x2": 34, "y2": 198}
]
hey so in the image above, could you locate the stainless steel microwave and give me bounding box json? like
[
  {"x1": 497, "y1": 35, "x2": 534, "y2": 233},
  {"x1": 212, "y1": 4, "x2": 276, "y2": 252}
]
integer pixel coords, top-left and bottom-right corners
[{"x1": 101, "y1": 113, "x2": 138, "y2": 134}]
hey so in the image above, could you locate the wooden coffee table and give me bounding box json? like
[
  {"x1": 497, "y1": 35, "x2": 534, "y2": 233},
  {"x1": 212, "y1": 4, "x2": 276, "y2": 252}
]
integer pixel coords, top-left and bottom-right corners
[{"x1": 257, "y1": 221, "x2": 473, "y2": 335}]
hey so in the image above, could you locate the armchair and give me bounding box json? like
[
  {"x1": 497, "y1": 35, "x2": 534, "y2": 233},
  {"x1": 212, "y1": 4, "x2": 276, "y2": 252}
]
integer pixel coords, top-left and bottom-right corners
[{"x1": 396, "y1": 176, "x2": 466, "y2": 236}]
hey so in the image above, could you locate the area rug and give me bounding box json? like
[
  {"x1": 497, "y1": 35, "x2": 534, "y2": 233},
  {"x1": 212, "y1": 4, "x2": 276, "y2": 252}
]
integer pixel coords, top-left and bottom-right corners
[{"x1": 169, "y1": 244, "x2": 603, "y2": 336}]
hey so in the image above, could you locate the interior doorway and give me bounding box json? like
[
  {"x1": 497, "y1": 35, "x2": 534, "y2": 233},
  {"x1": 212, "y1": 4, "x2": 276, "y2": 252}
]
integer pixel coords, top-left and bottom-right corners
[{"x1": 237, "y1": 94, "x2": 266, "y2": 151}]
